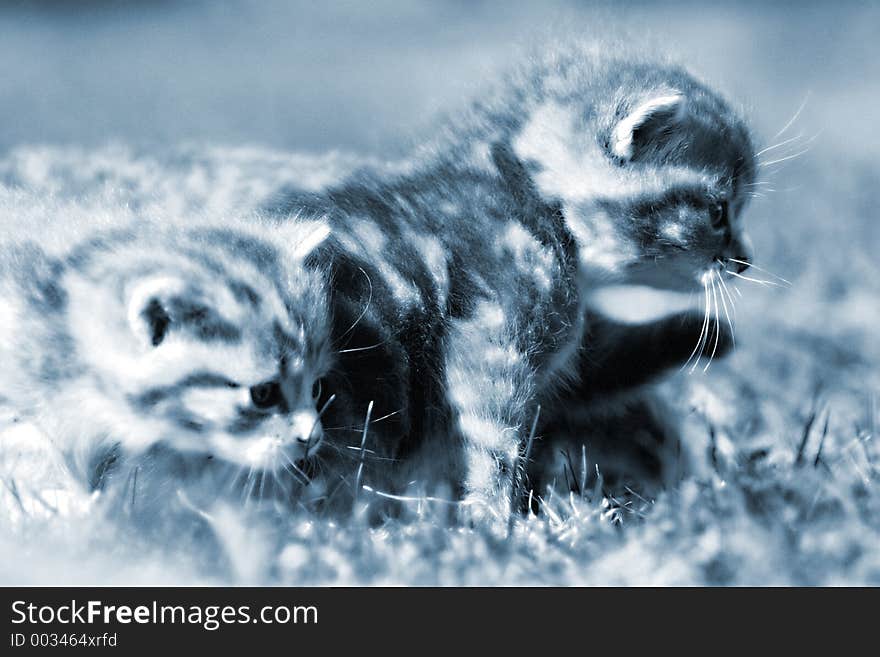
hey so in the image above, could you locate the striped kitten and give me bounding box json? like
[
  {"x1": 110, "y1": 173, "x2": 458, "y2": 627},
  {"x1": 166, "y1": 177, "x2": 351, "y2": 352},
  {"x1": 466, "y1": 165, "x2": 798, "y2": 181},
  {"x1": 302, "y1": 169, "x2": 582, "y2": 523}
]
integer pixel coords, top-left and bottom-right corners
[
  {"x1": 0, "y1": 214, "x2": 334, "y2": 507},
  {"x1": 490, "y1": 46, "x2": 755, "y2": 497},
  {"x1": 270, "y1": 45, "x2": 756, "y2": 524}
]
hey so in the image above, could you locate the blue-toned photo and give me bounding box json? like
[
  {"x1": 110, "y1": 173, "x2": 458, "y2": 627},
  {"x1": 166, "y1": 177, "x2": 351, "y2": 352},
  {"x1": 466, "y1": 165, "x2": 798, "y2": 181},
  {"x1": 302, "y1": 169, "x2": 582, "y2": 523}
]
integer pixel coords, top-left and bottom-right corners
[{"x1": 0, "y1": 0, "x2": 877, "y2": 587}]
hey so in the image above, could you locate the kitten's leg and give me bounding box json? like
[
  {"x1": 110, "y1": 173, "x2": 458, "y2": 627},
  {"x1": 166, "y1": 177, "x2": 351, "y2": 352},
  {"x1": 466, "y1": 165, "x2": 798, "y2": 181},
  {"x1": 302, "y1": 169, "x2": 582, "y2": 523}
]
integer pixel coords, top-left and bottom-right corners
[
  {"x1": 577, "y1": 310, "x2": 734, "y2": 398},
  {"x1": 528, "y1": 311, "x2": 733, "y2": 505},
  {"x1": 444, "y1": 304, "x2": 535, "y2": 529}
]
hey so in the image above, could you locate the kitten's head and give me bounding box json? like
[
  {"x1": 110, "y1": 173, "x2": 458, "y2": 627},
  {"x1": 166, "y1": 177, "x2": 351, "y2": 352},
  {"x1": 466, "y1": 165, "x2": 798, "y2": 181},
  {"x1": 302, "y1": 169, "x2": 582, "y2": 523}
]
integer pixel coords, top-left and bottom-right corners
[
  {"x1": 507, "y1": 51, "x2": 756, "y2": 291},
  {"x1": 58, "y1": 217, "x2": 334, "y2": 479}
]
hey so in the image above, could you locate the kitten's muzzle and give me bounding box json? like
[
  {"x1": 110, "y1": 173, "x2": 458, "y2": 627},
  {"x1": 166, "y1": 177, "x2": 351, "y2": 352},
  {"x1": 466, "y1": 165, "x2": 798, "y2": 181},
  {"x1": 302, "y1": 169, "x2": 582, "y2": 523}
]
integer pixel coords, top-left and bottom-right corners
[
  {"x1": 719, "y1": 233, "x2": 753, "y2": 274},
  {"x1": 288, "y1": 409, "x2": 323, "y2": 456}
]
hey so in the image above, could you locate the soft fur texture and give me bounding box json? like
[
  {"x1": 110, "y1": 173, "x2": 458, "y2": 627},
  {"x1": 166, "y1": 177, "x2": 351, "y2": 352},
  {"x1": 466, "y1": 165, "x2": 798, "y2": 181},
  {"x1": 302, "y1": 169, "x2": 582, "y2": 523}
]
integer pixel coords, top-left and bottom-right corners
[
  {"x1": 1, "y1": 143, "x2": 877, "y2": 584},
  {"x1": 266, "y1": 44, "x2": 756, "y2": 524},
  {"x1": 0, "y1": 209, "x2": 340, "y2": 522}
]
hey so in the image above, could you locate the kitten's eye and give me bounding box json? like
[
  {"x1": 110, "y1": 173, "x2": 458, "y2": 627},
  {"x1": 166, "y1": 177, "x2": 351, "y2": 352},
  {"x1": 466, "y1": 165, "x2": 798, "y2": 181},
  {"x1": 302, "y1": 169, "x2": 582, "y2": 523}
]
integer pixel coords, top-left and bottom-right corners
[
  {"x1": 709, "y1": 201, "x2": 728, "y2": 230},
  {"x1": 249, "y1": 381, "x2": 283, "y2": 409},
  {"x1": 311, "y1": 378, "x2": 323, "y2": 401},
  {"x1": 142, "y1": 297, "x2": 171, "y2": 347}
]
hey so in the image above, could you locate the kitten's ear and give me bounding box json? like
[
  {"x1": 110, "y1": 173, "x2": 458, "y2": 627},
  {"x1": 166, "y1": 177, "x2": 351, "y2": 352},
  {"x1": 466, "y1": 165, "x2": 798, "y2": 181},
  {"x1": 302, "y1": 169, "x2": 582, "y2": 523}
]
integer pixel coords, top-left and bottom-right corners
[
  {"x1": 126, "y1": 276, "x2": 185, "y2": 348},
  {"x1": 610, "y1": 93, "x2": 686, "y2": 161}
]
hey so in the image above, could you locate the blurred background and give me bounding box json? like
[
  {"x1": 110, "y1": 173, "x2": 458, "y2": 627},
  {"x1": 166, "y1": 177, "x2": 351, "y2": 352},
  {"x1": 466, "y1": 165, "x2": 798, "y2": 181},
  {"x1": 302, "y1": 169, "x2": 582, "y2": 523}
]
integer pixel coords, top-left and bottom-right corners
[{"x1": 1, "y1": 0, "x2": 877, "y2": 158}]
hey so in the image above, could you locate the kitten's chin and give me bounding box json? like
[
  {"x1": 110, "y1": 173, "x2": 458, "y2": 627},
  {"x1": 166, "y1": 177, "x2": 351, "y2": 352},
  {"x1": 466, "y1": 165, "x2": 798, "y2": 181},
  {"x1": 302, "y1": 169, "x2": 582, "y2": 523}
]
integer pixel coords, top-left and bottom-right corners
[
  {"x1": 242, "y1": 436, "x2": 288, "y2": 469},
  {"x1": 617, "y1": 257, "x2": 717, "y2": 294},
  {"x1": 588, "y1": 285, "x2": 697, "y2": 323},
  {"x1": 616, "y1": 270, "x2": 701, "y2": 294}
]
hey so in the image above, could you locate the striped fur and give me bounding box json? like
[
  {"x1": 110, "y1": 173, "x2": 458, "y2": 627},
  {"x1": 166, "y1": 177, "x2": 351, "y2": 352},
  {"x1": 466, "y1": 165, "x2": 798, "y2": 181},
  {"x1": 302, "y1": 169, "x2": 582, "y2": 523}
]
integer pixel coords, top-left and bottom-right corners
[
  {"x1": 0, "y1": 215, "x2": 333, "y2": 496},
  {"x1": 269, "y1": 46, "x2": 757, "y2": 524}
]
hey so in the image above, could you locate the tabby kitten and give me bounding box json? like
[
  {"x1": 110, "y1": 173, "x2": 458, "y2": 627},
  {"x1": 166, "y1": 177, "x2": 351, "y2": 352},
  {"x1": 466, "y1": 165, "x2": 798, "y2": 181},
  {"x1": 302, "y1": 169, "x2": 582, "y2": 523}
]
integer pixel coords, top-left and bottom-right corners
[
  {"x1": 269, "y1": 44, "x2": 756, "y2": 525},
  {"x1": 0, "y1": 214, "x2": 335, "y2": 508}
]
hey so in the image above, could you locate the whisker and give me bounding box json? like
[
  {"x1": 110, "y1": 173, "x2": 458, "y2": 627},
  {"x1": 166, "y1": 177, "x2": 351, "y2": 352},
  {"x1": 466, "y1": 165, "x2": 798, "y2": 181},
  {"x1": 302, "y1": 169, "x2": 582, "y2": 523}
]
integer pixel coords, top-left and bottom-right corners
[
  {"x1": 682, "y1": 278, "x2": 711, "y2": 372},
  {"x1": 693, "y1": 280, "x2": 713, "y2": 369},
  {"x1": 241, "y1": 466, "x2": 257, "y2": 506},
  {"x1": 727, "y1": 270, "x2": 787, "y2": 288},
  {"x1": 322, "y1": 425, "x2": 362, "y2": 433},
  {"x1": 280, "y1": 451, "x2": 311, "y2": 485},
  {"x1": 755, "y1": 132, "x2": 804, "y2": 158},
  {"x1": 313, "y1": 439, "x2": 349, "y2": 460},
  {"x1": 760, "y1": 129, "x2": 823, "y2": 170},
  {"x1": 368, "y1": 409, "x2": 402, "y2": 425},
  {"x1": 759, "y1": 147, "x2": 813, "y2": 168},
  {"x1": 703, "y1": 275, "x2": 721, "y2": 372},
  {"x1": 322, "y1": 434, "x2": 392, "y2": 459},
  {"x1": 715, "y1": 270, "x2": 736, "y2": 349},
  {"x1": 335, "y1": 266, "x2": 373, "y2": 347},
  {"x1": 728, "y1": 258, "x2": 792, "y2": 286},
  {"x1": 336, "y1": 340, "x2": 388, "y2": 355},
  {"x1": 341, "y1": 448, "x2": 398, "y2": 462},
  {"x1": 326, "y1": 408, "x2": 404, "y2": 434},
  {"x1": 258, "y1": 469, "x2": 266, "y2": 502},
  {"x1": 270, "y1": 468, "x2": 282, "y2": 497},
  {"x1": 771, "y1": 92, "x2": 810, "y2": 141},
  {"x1": 690, "y1": 281, "x2": 713, "y2": 373},
  {"x1": 306, "y1": 393, "x2": 336, "y2": 453},
  {"x1": 316, "y1": 393, "x2": 337, "y2": 418},
  {"x1": 225, "y1": 464, "x2": 246, "y2": 494},
  {"x1": 717, "y1": 269, "x2": 738, "y2": 321}
]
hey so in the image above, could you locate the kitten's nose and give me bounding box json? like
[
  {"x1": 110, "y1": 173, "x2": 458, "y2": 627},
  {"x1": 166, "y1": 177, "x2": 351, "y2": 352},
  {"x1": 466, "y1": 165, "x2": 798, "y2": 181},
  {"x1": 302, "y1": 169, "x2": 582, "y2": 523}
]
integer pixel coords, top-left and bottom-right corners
[
  {"x1": 723, "y1": 234, "x2": 753, "y2": 274},
  {"x1": 289, "y1": 409, "x2": 322, "y2": 451},
  {"x1": 730, "y1": 257, "x2": 750, "y2": 274}
]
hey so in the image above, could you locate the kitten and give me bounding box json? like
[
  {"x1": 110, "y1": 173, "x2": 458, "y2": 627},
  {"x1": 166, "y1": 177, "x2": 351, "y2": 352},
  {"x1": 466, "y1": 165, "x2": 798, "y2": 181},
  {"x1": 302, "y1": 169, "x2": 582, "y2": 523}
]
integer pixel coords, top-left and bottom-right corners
[
  {"x1": 268, "y1": 44, "x2": 756, "y2": 526},
  {"x1": 0, "y1": 213, "x2": 335, "y2": 513}
]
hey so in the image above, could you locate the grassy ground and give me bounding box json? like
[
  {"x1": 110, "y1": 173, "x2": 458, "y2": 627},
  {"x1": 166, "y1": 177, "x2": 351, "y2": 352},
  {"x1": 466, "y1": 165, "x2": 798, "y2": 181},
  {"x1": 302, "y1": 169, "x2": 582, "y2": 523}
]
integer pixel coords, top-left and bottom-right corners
[{"x1": 0, "y1": 137, "x2": 877, "y2": 586}]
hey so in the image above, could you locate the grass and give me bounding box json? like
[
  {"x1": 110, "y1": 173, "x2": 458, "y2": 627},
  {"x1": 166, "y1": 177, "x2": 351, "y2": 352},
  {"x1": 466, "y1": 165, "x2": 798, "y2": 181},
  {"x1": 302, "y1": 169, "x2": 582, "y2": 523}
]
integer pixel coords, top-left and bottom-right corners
[{"x1": 0, "y1": 136, "x2": 878, "y2": 586}]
